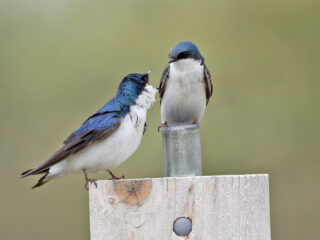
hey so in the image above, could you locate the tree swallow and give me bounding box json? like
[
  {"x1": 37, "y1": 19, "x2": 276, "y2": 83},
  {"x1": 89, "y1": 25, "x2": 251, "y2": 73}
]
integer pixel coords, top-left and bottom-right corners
[
  {"x1": 21, "y1": 71, "x2": 157, "y2": 189},
  {"x1": 159, "y1": 41, "x2": 213, "y2": 126}
]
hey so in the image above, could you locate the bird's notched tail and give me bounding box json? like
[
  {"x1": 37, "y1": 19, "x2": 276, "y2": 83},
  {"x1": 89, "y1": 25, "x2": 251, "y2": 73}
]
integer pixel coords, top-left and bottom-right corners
[
  {"x1": 30, "y1": 172, "x2": 50, "y2": 189},
  {"x1": 21, "y1": 168, "x2": 50, "y2": 189}
]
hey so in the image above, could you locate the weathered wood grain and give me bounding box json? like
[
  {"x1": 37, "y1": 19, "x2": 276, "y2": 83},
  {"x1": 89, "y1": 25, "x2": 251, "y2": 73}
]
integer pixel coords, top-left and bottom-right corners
[{"x1": 89, "y1": 175, "x2": 271, "y2": 240}]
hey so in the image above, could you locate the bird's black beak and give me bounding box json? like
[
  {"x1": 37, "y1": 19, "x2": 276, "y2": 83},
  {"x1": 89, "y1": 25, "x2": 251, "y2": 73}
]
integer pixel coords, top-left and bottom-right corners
[{"x1": 168, "y1": 57, "x2": 177, "y2": 63}]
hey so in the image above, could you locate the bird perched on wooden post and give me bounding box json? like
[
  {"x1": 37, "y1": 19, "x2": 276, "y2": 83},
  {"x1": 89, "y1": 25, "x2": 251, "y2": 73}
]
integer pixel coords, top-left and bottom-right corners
[
  {"x1": 158, "y1": 41, "x2": 213, "y2": 129},
  {"x1": 21, "y1": 71, "x2": 157, "y2": 189}
]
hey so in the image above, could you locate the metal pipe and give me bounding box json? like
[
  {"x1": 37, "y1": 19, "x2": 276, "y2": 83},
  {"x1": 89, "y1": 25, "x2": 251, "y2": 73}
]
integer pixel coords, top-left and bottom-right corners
[{"x1": 161, "y1": 123, "x2": 202, "y2": 177}]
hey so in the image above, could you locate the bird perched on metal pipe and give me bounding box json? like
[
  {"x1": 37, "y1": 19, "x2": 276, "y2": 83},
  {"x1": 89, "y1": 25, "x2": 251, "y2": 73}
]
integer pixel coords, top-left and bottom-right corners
[
  {"x1": 21, "y1": 71, "x2": 157, "y2": 189},
  {"x1": 159, "y1": 41, "x2": 213, "y2": 128}
]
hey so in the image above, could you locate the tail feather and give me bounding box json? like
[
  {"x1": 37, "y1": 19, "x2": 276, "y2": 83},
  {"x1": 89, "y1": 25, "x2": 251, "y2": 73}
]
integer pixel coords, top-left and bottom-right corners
[
  {"x1": 21, "y1": 168, "x2": 48, "y2": 178},
  {"x1": 20, "y1": 168, "x2": 50, "y2": 189},
  {"x1": 21, "y1": 168, "x2": 34, "y2": 177},
  {"x1": 31, "y1": 172, "x2": 50, "y2": 189}
]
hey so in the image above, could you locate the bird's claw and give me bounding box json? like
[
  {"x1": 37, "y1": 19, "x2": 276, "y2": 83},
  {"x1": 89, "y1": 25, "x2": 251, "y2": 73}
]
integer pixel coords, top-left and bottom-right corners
[
  {"x1": 107, "y1": 170, "x2": 125, "y2": 180},
  {"x1": 108, "y1": 175, "x2": 125, "y2": 180},
  {"x1": 192, "y1": 120, "x2": 199, "y2": 124},
  {"x1": 85, "y1": 178, "x2": 97, "y2": 190},
  {"x1": 82, "y1": 169, "x2": 97, "y2": 190},
  {"x1": 157, "y1": 122, "x2": 168, "y2": 132}
]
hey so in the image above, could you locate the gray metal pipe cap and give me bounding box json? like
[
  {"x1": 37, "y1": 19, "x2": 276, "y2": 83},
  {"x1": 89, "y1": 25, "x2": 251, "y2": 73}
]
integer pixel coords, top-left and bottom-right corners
[{"x1": 161, "y1": 123, "x2": 202, "y2": 177}]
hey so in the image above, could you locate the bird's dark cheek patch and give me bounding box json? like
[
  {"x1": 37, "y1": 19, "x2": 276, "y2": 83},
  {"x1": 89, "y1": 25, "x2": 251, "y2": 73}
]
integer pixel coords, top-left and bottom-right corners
[{"x1": 114, "y1": 179, "x2": 152, "y2": 207}]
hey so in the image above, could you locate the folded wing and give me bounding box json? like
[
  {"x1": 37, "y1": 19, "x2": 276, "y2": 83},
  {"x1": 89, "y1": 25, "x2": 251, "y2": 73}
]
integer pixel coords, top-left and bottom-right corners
[
  {"x1": 21, "y1": 106, "x2": 123, "y2": 178},
  {"x1": 204, "y1": 64, "x2": 213, "y2": 105},
  {"x1": 158, "y1": 66, "x2": 170, "y2": 104}
]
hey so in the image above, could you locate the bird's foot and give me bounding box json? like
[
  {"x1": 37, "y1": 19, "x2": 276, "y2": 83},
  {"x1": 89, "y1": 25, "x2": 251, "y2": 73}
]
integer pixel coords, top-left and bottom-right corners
[
  {"x1": 107, "y1": 170, "x2": 125, "y2": 180},
  {"x1": 82, "y1": 169, "x2": 97, "y2": 190},
  {"x1": 85, "y1": 178, "x2": 97, "y2": 190},
  {"x1": 157, "y1": 122, "x2": 168, "y2": 132}
]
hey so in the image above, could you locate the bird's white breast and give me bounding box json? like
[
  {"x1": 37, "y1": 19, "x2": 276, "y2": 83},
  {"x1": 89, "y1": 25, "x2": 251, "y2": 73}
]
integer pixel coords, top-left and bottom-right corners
[
  {"x1": 161, "y1": 59, "x2": 206, "y2": 123},
  {"x1": 49, "y1": 84, "x2": 157, "y2": 177}
]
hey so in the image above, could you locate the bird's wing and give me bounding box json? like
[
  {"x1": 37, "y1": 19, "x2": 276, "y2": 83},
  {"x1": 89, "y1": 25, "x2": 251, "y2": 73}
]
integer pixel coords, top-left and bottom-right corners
[
  {"x1": 204, "y1": 64, "x2": 213, "y2": 105},
  {"x1": 158, "y1": 65, "x2": 170, "y2": 104},
  {"x1": 21, "y1": 112, "x2": 121, "y2": 178}
]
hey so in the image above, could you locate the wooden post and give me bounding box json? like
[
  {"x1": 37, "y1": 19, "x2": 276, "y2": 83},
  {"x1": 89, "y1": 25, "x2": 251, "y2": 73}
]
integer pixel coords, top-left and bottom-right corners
[{"x1": 89, "y1": 174, "x2": 271, "y2": 240}]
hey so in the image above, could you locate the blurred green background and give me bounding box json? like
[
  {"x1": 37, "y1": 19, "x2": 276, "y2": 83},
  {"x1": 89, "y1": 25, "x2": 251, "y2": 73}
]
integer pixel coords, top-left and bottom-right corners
[{"x1": 1, "y1": 0, "x2": 319, "y2": 239}]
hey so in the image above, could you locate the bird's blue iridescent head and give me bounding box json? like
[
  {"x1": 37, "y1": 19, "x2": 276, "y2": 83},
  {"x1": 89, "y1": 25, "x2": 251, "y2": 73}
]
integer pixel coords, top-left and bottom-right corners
[
  {"x1": 116, "y1": 72, "x2": 149, "y2": 106},
  {"x1": 168, "y1": 41, "x2": 204, "y2": 64}
]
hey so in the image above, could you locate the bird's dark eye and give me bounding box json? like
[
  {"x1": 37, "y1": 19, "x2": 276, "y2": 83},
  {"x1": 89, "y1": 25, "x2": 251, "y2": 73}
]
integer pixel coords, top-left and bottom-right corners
[
  {"x1": 141, "y1": 74, "x2": 149, "y2": 83},
  {"x1": 177, "y1": 52, "x2": 189, "y2": 59}
]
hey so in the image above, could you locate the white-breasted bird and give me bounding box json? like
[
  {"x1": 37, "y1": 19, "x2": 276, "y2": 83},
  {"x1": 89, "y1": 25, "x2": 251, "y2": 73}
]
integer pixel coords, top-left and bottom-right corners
[
  {"x1": 21, "y1": 72, "x2": 156, "y2": 189},
  {"x1": 159, "y1": 41, "x2": 213, "y2": 126}
]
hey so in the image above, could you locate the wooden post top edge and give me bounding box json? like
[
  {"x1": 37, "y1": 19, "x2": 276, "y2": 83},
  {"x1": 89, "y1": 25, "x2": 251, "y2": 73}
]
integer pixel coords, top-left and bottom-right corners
[{"x1": 91, "y1": 174, "x2": 269, "y2": 185}]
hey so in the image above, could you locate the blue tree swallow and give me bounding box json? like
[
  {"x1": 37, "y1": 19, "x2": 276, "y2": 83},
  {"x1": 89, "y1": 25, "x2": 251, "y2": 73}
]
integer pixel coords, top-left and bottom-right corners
[
  {"x1": 21, "y1": 71, "x2": 157, "y2": 189},
  {"x1": 159, "y1": 41, "x2": 213, "y2": 127}
]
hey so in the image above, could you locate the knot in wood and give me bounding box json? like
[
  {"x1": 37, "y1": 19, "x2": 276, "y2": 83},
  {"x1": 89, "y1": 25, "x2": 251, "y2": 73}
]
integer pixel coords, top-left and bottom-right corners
[{"x1": 114, "y1": 180, "x2": 151, "y2": 207}]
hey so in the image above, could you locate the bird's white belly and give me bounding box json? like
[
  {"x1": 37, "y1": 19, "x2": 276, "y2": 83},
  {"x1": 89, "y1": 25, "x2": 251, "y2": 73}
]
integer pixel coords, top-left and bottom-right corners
[
  {"x1": 49, "y1": 107, "x2": 146, "y2": 177},
  {"x1": 161, "y1": 63, "x2": 206, "y2": 123}
]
